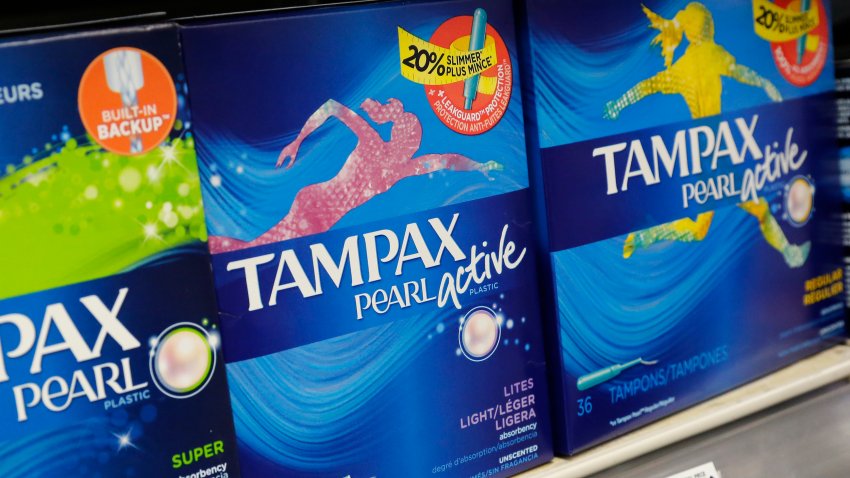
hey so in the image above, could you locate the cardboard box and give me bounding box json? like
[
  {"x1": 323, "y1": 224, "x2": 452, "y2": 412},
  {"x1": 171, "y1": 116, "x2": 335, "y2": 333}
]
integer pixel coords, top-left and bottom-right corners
[
  {"x1": 0, "y1": 23, "x2": 240, "y2": 477},
  {"x1": 181, "y1": 0, "x2": 553, "y2": 475},
  {"x1": 521, "y1": 0, "x2": 845, "y2": 454}
]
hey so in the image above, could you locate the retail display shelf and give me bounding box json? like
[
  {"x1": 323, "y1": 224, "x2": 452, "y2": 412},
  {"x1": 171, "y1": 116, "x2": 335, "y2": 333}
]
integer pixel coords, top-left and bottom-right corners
[{"x1": 520, "y1": 341, "x2": 850, "y2": 478}]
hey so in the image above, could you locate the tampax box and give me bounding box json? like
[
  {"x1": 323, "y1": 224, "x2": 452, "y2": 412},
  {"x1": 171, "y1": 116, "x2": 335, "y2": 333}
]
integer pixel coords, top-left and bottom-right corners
[
  {"x1": 180, "y1": 0, "x2": 553, "y2": 476},
  {"x1": 521, "y1": 0, "x2": 846, "y2": 454},
  {"x1": 0, "y1": 24, "x2": 240, "y2": 477},
  {"x1": 837, "y1": 60, "x2": 850, "y2": 309}
]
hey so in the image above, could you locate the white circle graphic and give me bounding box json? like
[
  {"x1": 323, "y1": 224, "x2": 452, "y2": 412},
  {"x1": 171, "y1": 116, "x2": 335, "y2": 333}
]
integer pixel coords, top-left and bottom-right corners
[
  {"x1": 787, "y1": 177, "x2": 814, "y2": 226},
  {"x1": 459, "y1": 307, "x2": 501, "y2": 362},
  {"x1": 150, "y1": 322, "x2": 216, "y2": 399}
]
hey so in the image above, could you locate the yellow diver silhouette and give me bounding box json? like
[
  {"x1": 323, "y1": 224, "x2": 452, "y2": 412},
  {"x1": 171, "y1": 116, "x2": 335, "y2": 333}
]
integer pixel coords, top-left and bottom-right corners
[{"x1": 606, "y1": 2, "x2": 809, "y2": 268}]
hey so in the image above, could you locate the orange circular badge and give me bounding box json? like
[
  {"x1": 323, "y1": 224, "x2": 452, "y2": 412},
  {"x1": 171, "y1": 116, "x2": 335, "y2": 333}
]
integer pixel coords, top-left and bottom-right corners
[
  {"x1": 78, "y1": 47, "x2": 177, "y2": 156},
  {"x1": 770, "y1": 0, "x2": 828, "y2": 87},
  {"x1": 426, "y1": 16, "x2": 512, "y2": 135}
]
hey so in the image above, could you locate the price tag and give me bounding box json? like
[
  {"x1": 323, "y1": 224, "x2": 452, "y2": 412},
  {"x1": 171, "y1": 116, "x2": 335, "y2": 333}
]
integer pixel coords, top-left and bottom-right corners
[{"x1": 664, "y1": 462, "x2": 720, "y2": 478}]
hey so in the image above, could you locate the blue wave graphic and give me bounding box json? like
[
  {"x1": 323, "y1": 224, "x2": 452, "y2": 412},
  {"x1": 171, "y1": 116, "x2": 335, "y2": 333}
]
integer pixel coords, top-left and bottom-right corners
[
  {"x1": 554, "y1": 207, "x2": 758, "y2": 375},
  {"x1": 227, "y1": 313, "x2": 438, "y2": 471},
  {"x1": 529, "y1": 0, "x2": 834, "y2": 148},
  {"x1": 195, "y1": 50, "x2": 529, "y2": 241},
  {"x1": 530, "y1": 1, "x2": 683, "y2": 147},
  {"x1": 0, "y1": 418, "x2": 115, "y2": 478}
]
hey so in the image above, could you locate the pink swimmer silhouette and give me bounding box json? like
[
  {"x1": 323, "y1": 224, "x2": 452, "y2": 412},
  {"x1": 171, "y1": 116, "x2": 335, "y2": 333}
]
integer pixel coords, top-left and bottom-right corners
[{"x1": 209, "y1": 98, "x2": 501, "y2": 254}]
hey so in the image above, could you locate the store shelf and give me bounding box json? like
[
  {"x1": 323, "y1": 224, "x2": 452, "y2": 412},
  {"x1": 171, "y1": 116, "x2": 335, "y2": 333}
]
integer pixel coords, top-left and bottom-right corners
[
  {"x1": 589, "y1": 376, "x2": 850, "y2": 477},
  {"x1": 520, "y1": 341, "x2": 850, "y2": 478}
]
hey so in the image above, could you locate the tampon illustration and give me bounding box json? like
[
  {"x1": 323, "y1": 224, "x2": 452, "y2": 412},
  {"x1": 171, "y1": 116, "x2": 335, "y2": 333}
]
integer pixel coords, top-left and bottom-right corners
[
  {"x1": 463, "y1": 8, "x2": 487, "y2": 110},
  {"x1": 577, "y1": 358, "x2": 659, "y2": 391},
  {"x1": 798, "y1": 0, "x2": 811, "y2": 64},
  {"x1": 104, "y1": 49, "x2": 145, "y2": 153}
]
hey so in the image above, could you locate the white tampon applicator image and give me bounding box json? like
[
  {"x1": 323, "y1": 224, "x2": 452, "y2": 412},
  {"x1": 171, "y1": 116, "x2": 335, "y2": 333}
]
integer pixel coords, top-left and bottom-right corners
[
  {"x1": 577, "y1": 358, "x2": 659, "y2": 391},
  {"x1": 104, "y1": 49, "x2": 145, "y2": 153}
]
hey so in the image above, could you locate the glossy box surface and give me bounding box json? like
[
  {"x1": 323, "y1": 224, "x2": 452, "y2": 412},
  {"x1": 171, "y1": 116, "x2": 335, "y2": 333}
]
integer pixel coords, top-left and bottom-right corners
[
  {"x1": 180, "y1": 0, "x2": 554, "y2": 476},
  {"x1": 0, "y1": 24, "x2": 240, "y2": 477},
  {"x1": 521, "y1": 0, "x2": 846, "y2": 454}
]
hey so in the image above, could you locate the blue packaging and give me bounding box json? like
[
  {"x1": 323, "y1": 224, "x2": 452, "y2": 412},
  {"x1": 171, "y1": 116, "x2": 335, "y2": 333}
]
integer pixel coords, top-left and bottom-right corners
[
  {"x1": 180, "y1": 0, "x2": 553, "y2": 476},
  {"x1": 0, "y1": 24, "x2": 240, "y2": 477},
  {"x1": 837, "y1": 60, "x2": 850, "y2": 309},
  {"x1": 520, "y1": 0, "x2": 846, "y2": 454}
]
